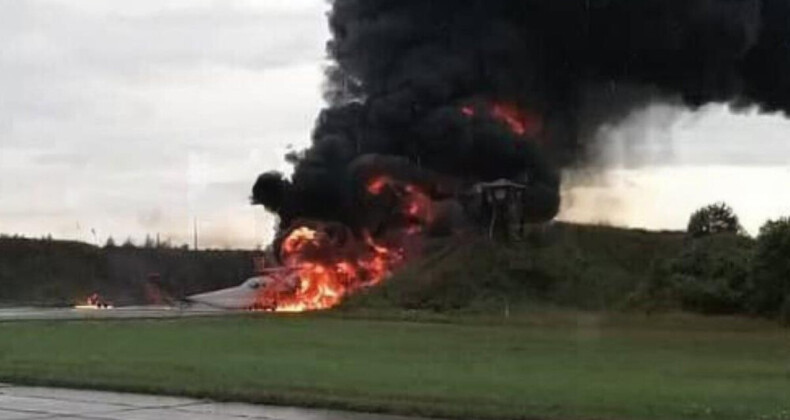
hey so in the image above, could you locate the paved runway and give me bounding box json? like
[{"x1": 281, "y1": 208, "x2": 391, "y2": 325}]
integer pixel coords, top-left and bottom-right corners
[
  {"x1": 0, "y1": 306, "x2": 246, "y2": 322},
  {"x1": 0, "y1": 384, "x2": 425, "y2": 420}
]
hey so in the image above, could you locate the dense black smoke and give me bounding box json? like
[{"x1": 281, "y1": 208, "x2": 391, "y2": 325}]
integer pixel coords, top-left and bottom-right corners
[{"x1": 254, "y1": 0, "x2": 790, "y2": 235}]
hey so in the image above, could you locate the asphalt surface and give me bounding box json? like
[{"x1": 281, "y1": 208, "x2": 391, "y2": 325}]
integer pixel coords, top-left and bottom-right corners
[
  {"x1": 0, "y1": 306, "x2": 244, "y2": 322},
  {"x1": 0, "y1": 384, "x2": 426, "y2": 420}
]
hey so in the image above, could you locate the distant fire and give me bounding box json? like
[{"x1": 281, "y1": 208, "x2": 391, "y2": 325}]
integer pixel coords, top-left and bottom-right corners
[
  {"x1": 256, "y1": 176, "x2": 433, "y2": 312},
  {"x1": 462, "y1": 102, "x2": 542, "y2": 137},
  {"x1": 74, "y1": 292, "x2": 113, "y2": 310}
]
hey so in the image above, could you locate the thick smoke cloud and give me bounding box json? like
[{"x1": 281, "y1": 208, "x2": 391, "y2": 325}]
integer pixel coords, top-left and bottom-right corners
[{"x1": 254, "y1": 0, "x2": 790, "y2": 234}]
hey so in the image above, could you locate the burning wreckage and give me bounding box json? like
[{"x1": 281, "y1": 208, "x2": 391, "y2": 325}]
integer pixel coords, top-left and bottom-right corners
[
  {"x1": 51, "y1": 1, "x2": 782, "y2": 315},
  {"x1": 247, "y1": 104, "x2": 558, "y2": 312},
  {"x1": 80, "y1": 0, "x2": 790, "y2": 314},
  {"x1": 247, "y1": 0, "x2": 790, "y2": 312}
]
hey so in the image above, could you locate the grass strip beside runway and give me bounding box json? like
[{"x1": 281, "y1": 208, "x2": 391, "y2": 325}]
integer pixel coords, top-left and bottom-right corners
[{"x1": 0, "y1": 313, "x2": 788, "y2": 420}]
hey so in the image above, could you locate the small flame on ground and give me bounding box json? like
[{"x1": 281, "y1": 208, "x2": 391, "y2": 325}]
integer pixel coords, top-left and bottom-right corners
[{"x1": 75, "y1": 293, "x2": 113, "y2": 310}]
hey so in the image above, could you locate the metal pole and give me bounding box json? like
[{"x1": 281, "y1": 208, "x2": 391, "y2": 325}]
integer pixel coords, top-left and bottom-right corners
[{"x1": 193, "y1": 218, "x2": 198, "y2": 251}]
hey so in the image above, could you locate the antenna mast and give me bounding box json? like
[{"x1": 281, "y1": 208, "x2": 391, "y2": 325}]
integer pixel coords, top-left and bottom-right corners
[{"x1": 193, "y1": 218, "x2": 198, "y2": 251}]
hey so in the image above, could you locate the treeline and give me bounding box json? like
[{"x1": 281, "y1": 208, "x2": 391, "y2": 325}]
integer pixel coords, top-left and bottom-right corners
[
  {"x1": 347, "y1": 203, "x2": 790, "y2": 324},
  {"x1": 632, "y1": 203, "x2": 790, "y2": 321},
  {"x1": 345, "y1": 223, "x2": 688, "y2": 314},
  {"x1": 0, "y1": 237, "x2": 257, "y2": 306}
]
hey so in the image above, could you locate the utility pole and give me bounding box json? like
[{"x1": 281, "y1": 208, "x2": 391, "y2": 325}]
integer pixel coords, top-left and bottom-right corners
[{"x1": 193, "y1": 218, "x2": 198, "y2": 251}]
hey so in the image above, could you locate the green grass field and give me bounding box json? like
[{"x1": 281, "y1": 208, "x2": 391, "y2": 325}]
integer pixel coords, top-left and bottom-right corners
[{"x1": 0, "y1": 313, "x2": 788, "y2": 420}]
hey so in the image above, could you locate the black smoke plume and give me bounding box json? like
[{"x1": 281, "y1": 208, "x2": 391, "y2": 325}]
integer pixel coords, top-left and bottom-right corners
[{"x1": 254, "y1": 0, "x2": 790, "y2": 236}]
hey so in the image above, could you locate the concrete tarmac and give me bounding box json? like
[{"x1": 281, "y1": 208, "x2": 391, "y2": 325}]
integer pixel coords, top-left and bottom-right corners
[
  {"x1": 0, "y1": 384, "x2": 427, "y2": 420},
  {"x1": 0, "y1": 306, "x2": 246, "y2": 322}
]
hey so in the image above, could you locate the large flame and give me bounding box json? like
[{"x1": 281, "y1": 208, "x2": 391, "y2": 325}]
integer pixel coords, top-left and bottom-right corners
[
  {"x1": 257, "y1": 176, "x2": 430, "y2": 312},
  {"x1": 254, "y1": 103, "x2": 539, "y2": 314},
  {"x1": 260, "y1": 229, "x2": 403, "y2": 313}
]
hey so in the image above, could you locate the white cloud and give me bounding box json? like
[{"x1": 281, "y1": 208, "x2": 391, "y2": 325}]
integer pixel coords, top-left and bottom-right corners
[
  {"x1": 0, "y1": 0, "x2": 327, "y2": 248},
  {"x1": 560, "y1": 165, "x2": 790, "y2": 235},
  {"x1": 0, "y1": 0, "x2": 788, "y2": 248}
]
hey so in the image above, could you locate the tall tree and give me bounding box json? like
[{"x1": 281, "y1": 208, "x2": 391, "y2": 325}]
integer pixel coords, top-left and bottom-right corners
[
  {"x1": 751, "y1": 217, "x2": 790, "y2": 315},
  {"x1": 687, "y1": 202, "x2": 742, "y2": 238}
]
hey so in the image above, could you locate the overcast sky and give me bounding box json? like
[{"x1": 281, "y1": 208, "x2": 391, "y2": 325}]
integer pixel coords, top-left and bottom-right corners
[{"x1": 1, "y1": 0, "x2": 789, "y2": 248}]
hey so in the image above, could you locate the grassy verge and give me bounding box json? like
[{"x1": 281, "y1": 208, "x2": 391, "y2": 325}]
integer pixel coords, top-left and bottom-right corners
[{"x1": 0, "y1": 313, "x2": 788, "y2": 420}]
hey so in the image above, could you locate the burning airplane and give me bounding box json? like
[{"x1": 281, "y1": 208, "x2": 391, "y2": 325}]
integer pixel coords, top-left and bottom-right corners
[
  {"x1": 183, "y1": 267, "x2": 300, "y2": 311},
  {"x1": 74, "y1": 266, "x2": 301, "y2": 312},
  {"x1": 250, "y1": 0, "x2": 790, "y2": 312}
]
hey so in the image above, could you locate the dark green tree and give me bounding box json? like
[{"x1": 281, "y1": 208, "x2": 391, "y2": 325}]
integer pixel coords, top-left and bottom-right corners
[
  {"x1": 668, "y1": 234, "x2": 754, "y2": 314},
  {"x1": 751, "y1": 217, "x2": 790, "y2": 315},
  {"x1": 687, "y1": 202, "x2": 742, "y2": 238}
]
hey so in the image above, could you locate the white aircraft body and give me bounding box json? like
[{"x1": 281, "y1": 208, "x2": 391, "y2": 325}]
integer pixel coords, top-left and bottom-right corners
[
  {"x1": 73, "y1": 266, "x2": 300, "y2": 312},
  {"x1": 183, "y1": 268, "x2": 299, "y2": 311}
]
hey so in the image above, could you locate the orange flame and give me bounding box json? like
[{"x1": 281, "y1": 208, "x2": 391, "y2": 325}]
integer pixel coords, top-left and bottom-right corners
[
  {"x1": 257, "y1": 226, "x2": 404, "y2": 313},
  {"x1": 272, "y1": 262, "x2": 349, "y2": 312},
  {"x1": 367, "y1": 177, "x2": 434, "y2": 226},
  {"x1": 75, "y1": 292, "x2": 113, "y2": 309},
  {"x1": 367, "y1": 176, "x2": 392, "y2": 195},
  {"x1": 257, "y1": 175, "x2": 434, "y2": 313},
  {"x1": 461, "y1": 102, "x2": 543, "y2": 137},
  {"x1": 403, "y1": 184, "x2": 433, "y2": 225},
  {"x1": 282, "y1": 227, "x2": 318, "y2": 254}
]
